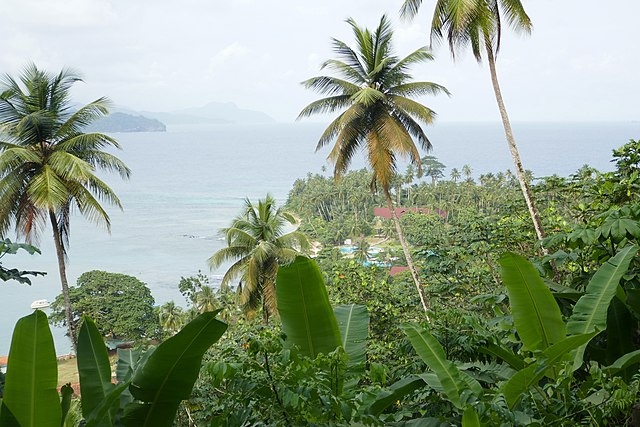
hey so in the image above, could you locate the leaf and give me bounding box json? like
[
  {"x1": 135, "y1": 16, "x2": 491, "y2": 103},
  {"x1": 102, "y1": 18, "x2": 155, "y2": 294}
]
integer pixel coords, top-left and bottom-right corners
[
  {"x1": 479, "y1": 343, "x2": 526, "y2": 370},
  {"x1": 499, "y1": 252, "x2": 566, "y2": 351},
  {"x1": 120, "y1": 311, "x2": 227, "y2": 427},
  {"x1": 115, "y1": 347, "x2": 145, "y2": 406},
  {"x1": 0, "y1": 311, "x2": 60, "y2": 427},
  {"x1": 334, "y1": 304, "x2": 369, "y2": 369},
  {"x1": 598, "y1": 217, "x2": 640, "y2": 242},
  {"x1": 116, "y1": 347, "x2": 142, "y2": 383},
  {"x1": 77, "y1": 317, "x2": 116, "y2": 425},
  {"x1": 501, "y1": 332, "x2": 598, "y2": 409},
  {"x1": 605, "y1": 297, "x2": 635, "y2": 367},
  {"x1": 603, "y1": 349, "x2": 640, "y2": 375},
  {"x1": 83, "y1": 382, "x2": 130, "y2": 427},
  {"x1": 59, "y1": 384, "x2": 74, "y2": 427},
  {"x1": 365, "y1": 375, "x2": 426, "y2": 416},
  {"x1": 462, "y1": 406, "x2": 481, "y2": 427},
  {"x1": 566, "y1": 246, "x2": 637, "y2": 370},
  {"x1": 276, "y1": 256, "x2": 341, "y2": 357},
  {"x1": 402, "y1": 324, "x2": 481, "y2": 408}
]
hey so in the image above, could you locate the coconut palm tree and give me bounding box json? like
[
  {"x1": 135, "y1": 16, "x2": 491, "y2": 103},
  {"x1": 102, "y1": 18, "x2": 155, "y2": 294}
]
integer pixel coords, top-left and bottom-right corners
[
  {"x1": 353, "y1": 237, "x2": 371, "y2": 264},
  {"x1": 462, "y1": 164, "x2": 473, "y2": 182},
  {"x1": 157, "y1": 301, "x2": 184, "y2": 336},
  {"x1": 208, "y1": 195, "x2": 310, "y2": 324},
  {"x1": 0, "y1": 65, "x2": 130, "y2": 347},
  {"x1": 400, "y1": 0, "x2": 545, "y2": 242},
  {"x1": 450, "y1": 167, "x2": 461, "y2": 183},
  {"x1": 195, "y1": 285, "x2": 218, "y2": 313},
  {"x1": 298, "y1": 15, "x2": 449, "y2": 313}
]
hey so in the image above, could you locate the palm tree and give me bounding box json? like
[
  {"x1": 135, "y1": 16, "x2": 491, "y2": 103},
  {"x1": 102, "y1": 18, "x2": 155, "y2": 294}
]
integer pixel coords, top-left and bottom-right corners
[
  {"x1": 400, "y1": 0, "x2": 545, "y2": 242},
  {"x1": 0, "y1": 65, "x2": 130, "y2": 347},
  {"x1": 450, "y1": 167, "x2": 461, "y2": 183},
  {"x1": 195, "y1": 285, "x2": 218, "y2": 313},
  {"x1": 462, "y1": 164, "x2": 473, "y2": 182},
  {"x1": 298, "y1": 15, "x2": 449, "y2": 313},
  {"x1": 208, "y1": 195, "x2": 310, "y2": 324},
  {"x1": 353, "y1": 237, "x2": 371, "y2": 264},
  {"x1": 157, "y1": 301, "x2": 184, "y2": 336}
]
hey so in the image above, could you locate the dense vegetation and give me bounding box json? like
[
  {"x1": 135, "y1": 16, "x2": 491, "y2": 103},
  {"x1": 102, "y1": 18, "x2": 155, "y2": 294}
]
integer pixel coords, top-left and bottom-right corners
[{"x1": 2, "y1": 1, "x2": 640, "y2": 426}]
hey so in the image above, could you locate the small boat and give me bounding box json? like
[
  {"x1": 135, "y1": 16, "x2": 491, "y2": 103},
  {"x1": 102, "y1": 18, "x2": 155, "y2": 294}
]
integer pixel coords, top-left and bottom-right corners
[{"x1": 30, "y1": 299, "x2": 50, "y2": 309}]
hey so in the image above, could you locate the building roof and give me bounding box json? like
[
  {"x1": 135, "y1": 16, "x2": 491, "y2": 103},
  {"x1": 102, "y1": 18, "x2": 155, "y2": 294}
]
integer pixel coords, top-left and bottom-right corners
[
  {"x1": 389, "y1": 266, "x2": 411, "y2": 276},
  {"x1": 373, "y1": 207, "x2": 447, "y2": 219}
]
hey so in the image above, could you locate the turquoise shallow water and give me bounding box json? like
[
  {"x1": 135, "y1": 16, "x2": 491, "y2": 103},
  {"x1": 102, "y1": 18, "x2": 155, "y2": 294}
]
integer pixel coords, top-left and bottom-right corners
[{"x1": 2, "y1": 121, "x2": 639, "y2": 355}]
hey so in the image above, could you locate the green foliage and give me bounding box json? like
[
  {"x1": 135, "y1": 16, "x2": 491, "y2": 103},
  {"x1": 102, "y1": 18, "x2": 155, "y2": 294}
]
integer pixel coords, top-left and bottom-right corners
[
  {"x1": 0, "y1": 309, "x2": 226, "y2": 427},
  {"x1": 0, "y1": 239, "x2": 45, "y2": 285},
  {"x1": 209, "y1": 195, "x2": 310, "y2": 322},
  {"x1": 276, "y1": 256, "x2": 341, "y2": 358},
  {"x1": 286, "y1": 169, "x2": 381, "y2": 244},
  {"x1": 402, "y1": 324, "x2": 480, "y2": 409},
  {"x1": 0, "y1": 310, "x2": 60, "y2": 427},
  {"x1": 334, "y1": 304, "x2": 369, "y2": 369},
  {"x1": 499, "y1": 252, "x2": 566, "y2": 351},
  {"x1": 121, "y1": 311, "x2": 227, "y2": 426},
  {"x1": 77, "y1": 317, "x2": 118, "y2": 426},
  {"x1": 50, "y1": 270, "x2": 157, "y2": 341}
]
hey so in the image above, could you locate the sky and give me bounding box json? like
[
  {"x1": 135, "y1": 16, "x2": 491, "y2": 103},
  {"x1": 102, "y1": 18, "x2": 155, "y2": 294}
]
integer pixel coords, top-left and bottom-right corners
[{"x1": 0, "y1": 0, "x2": 638, "y2": 123}]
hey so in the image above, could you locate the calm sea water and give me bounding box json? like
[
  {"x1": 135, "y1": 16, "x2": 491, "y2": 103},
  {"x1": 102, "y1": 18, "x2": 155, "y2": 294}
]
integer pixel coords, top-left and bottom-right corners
[{"x1": 3, "y1": 121, "x2": 639, "y2": 355}]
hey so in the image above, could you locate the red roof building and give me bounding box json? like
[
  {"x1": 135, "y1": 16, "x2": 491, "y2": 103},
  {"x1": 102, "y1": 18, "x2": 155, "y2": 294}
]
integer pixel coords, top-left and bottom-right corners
[
  {"x1": 373, "y1": 207, "x2": 447, "y2": 219},
  {"x1": 389, "y1": 266, "x2": 411, "y2": 276}
]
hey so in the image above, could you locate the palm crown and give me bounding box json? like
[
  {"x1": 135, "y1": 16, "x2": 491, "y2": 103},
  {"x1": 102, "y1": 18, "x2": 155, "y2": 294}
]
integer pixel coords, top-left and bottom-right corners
[
  {"x1": 400, "y1": 0, "x2": 531, "y2": 61},
  {"x1": 0, "y1": 65, "x2": 130, "y2": 246},
  {"x1": 208, "y1": 195, "x2": 310, "y2": 322},
  {"x1": 298, "y1": 15, "x2": 449, "y2": 194}
]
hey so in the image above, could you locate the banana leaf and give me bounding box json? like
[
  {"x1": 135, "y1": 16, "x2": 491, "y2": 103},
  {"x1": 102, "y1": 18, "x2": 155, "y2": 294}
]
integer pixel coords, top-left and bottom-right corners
[
  {"x1": 499, "y1": 252, "x2": 565, "y2": 351},
  {"x1": 603, "y1": 349, "x2": 640, "y2": 375},
  {"x1": 402, "y1": 324, "x2": 481, "y2": 409},
  {"x1": 121, "y1": 311, "x2": 227, "y2": 427},
  {"x1": 276, "y1": 256, "x2": 341, "y2": 357},
  {"x1": 77, "y1": 317, "x2": 117, "y2": 426},
  {"x1": 0, "y1": 310, "x2": 60, "y2": 427},
  {"x1": 605, "y1": 297, "x2": 636, "y2": 371},
  {"x1": 566, "y1": 246, "x2": 637, "y2": 370},
  {"x1": 365, "y1": 375, "x2": 426, "y2": 416},
  {"x1": 501, "y1": 332, "x2": 598, "y2": 409},
  {"x1": 334, "y1": 304, "x2": 369, "y2": 369}
]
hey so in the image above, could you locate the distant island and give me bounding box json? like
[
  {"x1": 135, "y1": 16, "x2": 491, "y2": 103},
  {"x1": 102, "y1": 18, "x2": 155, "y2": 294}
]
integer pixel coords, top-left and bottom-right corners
[{"x1": 88, "y1": 112, "x2": 166, "y2": 133}]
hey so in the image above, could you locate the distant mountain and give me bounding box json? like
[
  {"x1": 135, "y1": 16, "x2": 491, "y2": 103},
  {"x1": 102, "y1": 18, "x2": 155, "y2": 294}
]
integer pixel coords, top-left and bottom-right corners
[
  {"x1": 141, "y1": 102, "x2": 275, "y2": 125},
  {"x1": 88, "y1": 112, "x2": 166, "y2": 133}
]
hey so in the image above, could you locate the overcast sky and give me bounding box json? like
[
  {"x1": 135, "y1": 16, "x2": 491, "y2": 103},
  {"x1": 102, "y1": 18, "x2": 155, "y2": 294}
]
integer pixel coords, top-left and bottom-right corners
[{"x1": 0, "y1": 0, "x2": 638, "y2": 123}]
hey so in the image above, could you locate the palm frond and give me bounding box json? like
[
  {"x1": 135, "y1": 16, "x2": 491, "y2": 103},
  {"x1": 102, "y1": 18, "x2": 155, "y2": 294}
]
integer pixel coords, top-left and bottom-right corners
[
  {"x1": 388, "y1": 82, "x2": 450, "y2": 98},
  {"x1": 400, "y1": 0, "x2": 423, "y2": 20},
  {"x1": 297, "y1": 95, "x2": 353, "y2": 120},
  {"x1": 54, "y1": 98, "x2": 110, "y2": 138},
  {"x1": 26, "y1": 165, "x2": 69, "y2": 209}
]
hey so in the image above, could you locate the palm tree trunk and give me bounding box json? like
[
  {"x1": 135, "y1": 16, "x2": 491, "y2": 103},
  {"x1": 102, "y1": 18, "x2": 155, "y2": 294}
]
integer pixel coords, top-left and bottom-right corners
[
  {"x1": 485, "y1": 43, "x2": 546, "y2": 243},
  {"x1": 49, "y1": 210, "x2": 77, "y2": 351},
  {"x1": 385, "y1": 190, "x2": 429, "y2": 313}
]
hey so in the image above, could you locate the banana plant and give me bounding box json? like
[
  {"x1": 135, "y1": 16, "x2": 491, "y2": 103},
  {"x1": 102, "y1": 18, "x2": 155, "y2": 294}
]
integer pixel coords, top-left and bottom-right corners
[
  {"x1": 365, "y1": 247, "x2": 638, "y2": 421},
  {"x1": 276, "y1": 256, "x2": 369, "y2": 367},
  {"x1": 0, "y1": 310, "x2": 227, "y2": 427}
]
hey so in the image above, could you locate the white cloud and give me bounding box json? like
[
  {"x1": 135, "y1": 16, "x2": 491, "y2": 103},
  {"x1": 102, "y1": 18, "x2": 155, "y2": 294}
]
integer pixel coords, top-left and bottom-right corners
[{"x1": 208, "y1": 42, "x2": 250, "y2": 71}]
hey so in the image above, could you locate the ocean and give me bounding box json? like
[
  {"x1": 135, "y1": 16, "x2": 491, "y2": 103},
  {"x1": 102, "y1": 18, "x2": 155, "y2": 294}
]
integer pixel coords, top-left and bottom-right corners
[{"x1": 3, "y1": 121, "x2": 639, "y2": 355}]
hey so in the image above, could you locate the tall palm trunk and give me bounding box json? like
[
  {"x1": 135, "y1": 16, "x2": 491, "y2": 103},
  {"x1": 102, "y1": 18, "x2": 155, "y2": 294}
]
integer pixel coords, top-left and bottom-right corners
[
  {"x1": 49, "y1": 210, "x2": 77, "y2": 351},
  {"x1": 384, "y1": 189, "x2": 429, "y2": 313},
  {"x1": 485, "y1": 42, "x2": 546, "y2": 243}
]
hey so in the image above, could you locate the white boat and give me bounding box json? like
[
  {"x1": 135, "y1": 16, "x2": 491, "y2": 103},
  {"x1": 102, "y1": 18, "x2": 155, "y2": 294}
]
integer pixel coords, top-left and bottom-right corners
[{"x1": 30, "y1": 299, "x2": 50, "y2": 309}]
